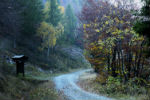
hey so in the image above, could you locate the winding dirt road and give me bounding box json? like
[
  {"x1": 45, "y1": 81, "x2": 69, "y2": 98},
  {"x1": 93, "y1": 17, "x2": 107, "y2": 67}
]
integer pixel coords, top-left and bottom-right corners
[{"x1": 54, "y1": 69, "x2": 114, "y2": 100}]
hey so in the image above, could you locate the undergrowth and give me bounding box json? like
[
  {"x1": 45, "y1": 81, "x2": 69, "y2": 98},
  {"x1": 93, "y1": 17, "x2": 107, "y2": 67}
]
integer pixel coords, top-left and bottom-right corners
[
  {"x1": 94, "y1": 75, "x2": 150, "y2": 100},
  {"x1": 0, "y1": 63, "x2": 63, "y2": 100}
]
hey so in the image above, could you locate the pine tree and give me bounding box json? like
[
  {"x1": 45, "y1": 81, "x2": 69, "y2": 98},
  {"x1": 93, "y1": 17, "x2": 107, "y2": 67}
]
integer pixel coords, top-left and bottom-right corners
[
  {"x1": 141, "y1": 0, "x2": 150, "y2": 18},
  {"x1": 134, "y1": 0, "x2": 150, "y2": 42},
  {"x1": 37, "y1": 0, "x2": 64, "y2": 57},
  {"x1": 47, "y1": 0, "x2": 62, "y2": 26},
  {"x1": 20, "y1": 0, "x2": 43, "y2": 37},
  {"x1": 64, "y1": 4, "x2": 77, "y2": 43},
  {"x1": 0, "y1": 0, "x2": 22, "y2": 48}
]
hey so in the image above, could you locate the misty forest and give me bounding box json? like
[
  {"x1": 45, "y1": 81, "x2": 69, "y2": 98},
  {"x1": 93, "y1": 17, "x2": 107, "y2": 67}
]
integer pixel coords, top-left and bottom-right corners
[{"x1": 0, "y1": 0, "x2": 150, "y2": 100}]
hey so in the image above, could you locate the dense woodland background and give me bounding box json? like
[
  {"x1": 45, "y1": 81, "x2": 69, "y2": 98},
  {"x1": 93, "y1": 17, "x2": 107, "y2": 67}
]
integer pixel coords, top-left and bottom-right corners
[
  {"x1": 0, "y1": 0, "x2": 88, "y2": 99},
  {"x1": 0, "y1": 0, "x2": 150, "y2": 100},
  {"x1": 0, "y1": 0, "x2": 87, "y2": 71},
  {"x1": 79, "y1": 0, "x2": 150, "y2": 99}
]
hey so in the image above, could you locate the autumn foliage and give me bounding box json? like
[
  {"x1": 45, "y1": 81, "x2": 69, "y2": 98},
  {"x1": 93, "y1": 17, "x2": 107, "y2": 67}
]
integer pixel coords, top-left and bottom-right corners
[{"x1": 79, "y1": 0, "x2": 150, "y2": 84}]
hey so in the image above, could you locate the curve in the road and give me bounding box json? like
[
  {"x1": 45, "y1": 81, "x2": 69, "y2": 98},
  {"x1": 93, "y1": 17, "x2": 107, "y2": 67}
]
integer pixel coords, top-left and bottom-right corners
[{"x1": 54, "y1": 69, "x2": 114, "y2": 100}]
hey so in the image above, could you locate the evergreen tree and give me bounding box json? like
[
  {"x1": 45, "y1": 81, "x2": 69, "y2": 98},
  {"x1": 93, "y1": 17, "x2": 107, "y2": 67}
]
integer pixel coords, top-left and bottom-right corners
[
  {"x1": 37, "y1": 0, "x2": 64, "y2": 57},
  {"x1": 47, "y1": 0, "x2": 62, "y2": 26},
  {"x1": 57, "y1": 0, "x2": 60, "y2": 4},
  {"x1": 64, "y1": 4, "x2": 77, "y2": 44},
  {"x1": 15, "y1": 0, "x2": 44, "y2": 56},
  {"x1": 20, "y1": 0, "x2": 43, "y2": 37},
  {"x1": 141, "y1": 0, "x2": 150, "y2": 18},
  {"x1": 134, "y1": 0, "x2": 150, "y2": 42},
  {"x1": 0, "y1": 0, "x2": 22, "y2": 48}
]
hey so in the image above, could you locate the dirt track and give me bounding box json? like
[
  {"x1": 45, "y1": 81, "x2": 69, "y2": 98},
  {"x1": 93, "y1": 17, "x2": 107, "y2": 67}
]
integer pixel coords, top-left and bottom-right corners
[{"x1": 54, "y1": 69, "x2": 114, "y2": 100}]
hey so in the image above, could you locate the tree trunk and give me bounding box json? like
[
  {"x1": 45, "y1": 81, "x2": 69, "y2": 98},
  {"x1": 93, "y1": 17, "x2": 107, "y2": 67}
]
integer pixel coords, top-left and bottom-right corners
[
  {"x1": 13, "y1": 38, "x2": 16, "y2": 48},
  {"x1": 128, "y1": 51, "x2": 132, "y2": 78},
  {"x1": 118, "y1": 51, "x2": 121, "y2": 74},
  {"x1": 107, "y1": 55, "x2": 110, "y2": 72},
  {"x1": 136, "y1": 41, "x2": 144, "y2": 77},
  {"x1": 47, "y1": 45, "x2": 50, "y2": 57},
  {"x1": 140, "y1": 58, "x2": 145, "y2": 77},
  {"x1": 111, "y1": 47, "x2": 117, "y2": 77},
  {"x1": 134, "y1": 51, "x2": 138, "y2": 77},
  {"x1": 121, "y1": 49, "x2": 128, "y2": 82}
]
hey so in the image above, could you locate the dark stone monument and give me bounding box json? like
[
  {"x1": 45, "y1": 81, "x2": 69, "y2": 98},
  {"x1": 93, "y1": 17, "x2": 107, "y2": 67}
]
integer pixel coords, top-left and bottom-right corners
[{"x1": 12, "y1": 55, "x2": 28, "y2": 77}]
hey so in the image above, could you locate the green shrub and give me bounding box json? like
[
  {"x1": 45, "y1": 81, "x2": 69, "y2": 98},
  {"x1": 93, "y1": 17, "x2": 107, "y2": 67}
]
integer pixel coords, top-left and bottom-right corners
[
  {"x1": 96, "y1": 76, "x2": 148, "y2": 96},
  {"x1": 105, "y1": 76, "x2": 121, "y2": 94},
  {"x1": 0, "y1": 63, "x2": 15, "y2": 75}
]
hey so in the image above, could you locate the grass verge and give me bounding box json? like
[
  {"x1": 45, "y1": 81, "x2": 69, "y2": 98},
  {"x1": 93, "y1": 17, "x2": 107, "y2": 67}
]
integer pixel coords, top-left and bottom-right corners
[{"x1": 77, "y1": 71, "x2": 150, "y2": 100}]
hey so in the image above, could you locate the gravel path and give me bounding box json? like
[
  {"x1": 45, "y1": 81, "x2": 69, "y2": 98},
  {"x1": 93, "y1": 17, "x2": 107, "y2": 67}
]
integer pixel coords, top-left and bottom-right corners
[{"x1": 54, "y1": 69, "x2": 114, "y2": 100}]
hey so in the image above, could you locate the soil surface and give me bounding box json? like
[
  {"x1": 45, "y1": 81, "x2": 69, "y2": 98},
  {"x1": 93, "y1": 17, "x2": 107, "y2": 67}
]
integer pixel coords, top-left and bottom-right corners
[{"x1": 54, "y1": 69, "x2": 114, "y2": 100}]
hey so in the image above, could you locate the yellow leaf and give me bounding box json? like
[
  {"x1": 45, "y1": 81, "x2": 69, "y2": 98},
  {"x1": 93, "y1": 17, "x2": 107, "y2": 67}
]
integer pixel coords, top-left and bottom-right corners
[
  {"x1": 105, "y1": 21, "x2": 109, "y2": 25},
  {"x1": 59, "y1": 6, "x2": 65, "y2": 13},
  {"x1": 83, "y1": 24, "x2": 86, "y2": 29},
  {"x1": 95, "y1": 29, "x2": 100, "y2": 32}
]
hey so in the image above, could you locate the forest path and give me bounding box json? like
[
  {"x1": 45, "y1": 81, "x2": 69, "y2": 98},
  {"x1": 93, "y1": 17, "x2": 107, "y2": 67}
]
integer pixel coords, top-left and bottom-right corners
[{"x1": 53, "y1": 69, "x2": 114, "y2": 100}]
